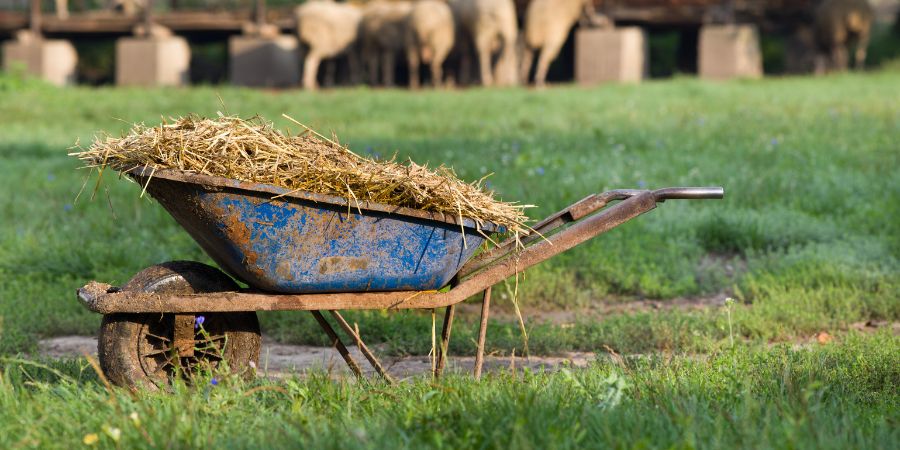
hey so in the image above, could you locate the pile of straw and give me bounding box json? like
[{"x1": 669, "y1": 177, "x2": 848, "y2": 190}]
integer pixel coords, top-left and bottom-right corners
[{"x1": 70, "y1": 114, "x2": 531, "y2": 236}]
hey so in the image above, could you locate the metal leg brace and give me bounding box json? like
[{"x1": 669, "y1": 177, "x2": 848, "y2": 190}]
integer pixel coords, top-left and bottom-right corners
[
  {"x1": 328, "y1": 310, "x2": 396, "y2": 385},
  {"x1": 434, "y1": 304, "x2": 455, "y2": 378},
  {"x1": 473, "y1": 287, "x2": 492, "y2": 380},
  {"x1": 310, "y1": 310, "x2": 364, "y2": 379}
]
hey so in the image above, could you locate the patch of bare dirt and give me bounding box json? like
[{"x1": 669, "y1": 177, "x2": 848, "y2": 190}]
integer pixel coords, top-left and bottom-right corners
[
  {"x1": 848, "y1": 320, "x2": 900, "y2": 335},
  {"x1": 36, "y1": 336, "x2": 595, "y2": 379},
  {"x1": 456, "y1": 291, "x2": 732, "y2": 326},
  {"x1": 455, "y1": 253, "x2": 746, "y2": 326}
]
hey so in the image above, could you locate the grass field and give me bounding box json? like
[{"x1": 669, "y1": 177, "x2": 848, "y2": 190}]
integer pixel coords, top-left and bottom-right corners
[
  {"x1": 2, "y1": 333, "x2": 897, "y2": 448},
  {"x1": 0, "y1": 70, "x2": 897, "y2": 448}
]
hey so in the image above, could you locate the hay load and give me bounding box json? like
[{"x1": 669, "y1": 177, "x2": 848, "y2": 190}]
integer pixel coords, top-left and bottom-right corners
[{"x1": 70, "y1": 114, "x2": 531, "y2": 236}]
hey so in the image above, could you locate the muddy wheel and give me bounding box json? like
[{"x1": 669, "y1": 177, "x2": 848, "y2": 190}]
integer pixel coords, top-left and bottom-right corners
[{"x1": 98, "y1": 261, "x2": 261, "y2": 390}]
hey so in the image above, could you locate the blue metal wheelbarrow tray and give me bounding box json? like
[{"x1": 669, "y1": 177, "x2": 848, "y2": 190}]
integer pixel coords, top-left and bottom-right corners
[
  {"x1": 76, "y1": 166, "x2": 723, "y2": 388},
  {"x1": 125, "y1": 167, "x2": 501, "y2": 294}
]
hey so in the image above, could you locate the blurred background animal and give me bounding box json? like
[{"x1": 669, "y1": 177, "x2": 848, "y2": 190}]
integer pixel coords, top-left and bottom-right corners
[
  {"x1": 520, "y1": 0, "x2": 610, "y2": 87},
  {"x1": 295, "y1": 0, "x2": 363, "y2": 90},
  {"x1": 814, "y1": 0, "x2": 874, "y2": 73},
  {"x1": 360, "y1": 0, "x2": 413, "y2": 87},
  {"x1": 406, "y1": 0, "x2": 455, "y2": 88},
  {"x1": 449, "y1": 0, "x2": 519, "y2": 86}
]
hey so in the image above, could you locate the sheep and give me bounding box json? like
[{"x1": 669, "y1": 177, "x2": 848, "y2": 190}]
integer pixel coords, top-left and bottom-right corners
[
  {"x1": 814, "y1": 0, "x2": 874, "y2": 73},
  {"x1": 294, "y1": 0, "x2": 363, "y2": 90},
  {"x1": 520, "y1": 0, "x2": 610, "y2": 87},
  {"x1": 406, "y1": 0, "x2": 455, "y2": 88},
  {"x1": 449, "y1": 0, "x2": 519, "y2": 86},
  {"x1": 360, "y1": 1, "x2": 414, "y2": 87}
]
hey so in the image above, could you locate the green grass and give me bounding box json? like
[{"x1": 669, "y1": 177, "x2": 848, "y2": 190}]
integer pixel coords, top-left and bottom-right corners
[
  {"x1": 1, "y1": 69, "x2": 898, "y2": 449},
  {"x1": 1, "y1": 332, "x2": 896, "y2": 448},
  {"x1": 1, "y1": 70, "x2": 898, "y2": 356}
]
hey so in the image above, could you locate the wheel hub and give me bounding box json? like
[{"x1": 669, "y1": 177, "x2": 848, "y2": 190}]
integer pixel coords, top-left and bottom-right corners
[{"x1": 136, "y1": 313, "x2": 229, "y2": 385}]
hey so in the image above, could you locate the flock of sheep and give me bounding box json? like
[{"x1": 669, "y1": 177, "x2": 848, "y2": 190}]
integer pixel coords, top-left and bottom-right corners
[
  {"x1": 294, "y1": 0, "x2": 602, "y2": 90},
  {"x1": 47, "y1": 0, "x2": 878, "y2": 87}
]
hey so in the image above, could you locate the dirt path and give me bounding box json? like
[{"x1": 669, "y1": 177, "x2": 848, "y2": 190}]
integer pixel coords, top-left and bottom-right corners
[
  {"x1": 37, "y1": 336, "x2": 596, "y2": 378},
  {"x1": 38, "y1": 318, "x2": 896, "y2": 379},
  {"x1": 459, "y1": 292, "x2": 733, "y2": 326}
]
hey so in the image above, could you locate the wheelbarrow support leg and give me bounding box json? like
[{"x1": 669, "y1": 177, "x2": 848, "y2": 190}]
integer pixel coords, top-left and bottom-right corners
[
  {"x1": 435, "y1": 304, "x2": 455, "y2": 378},
  {"x1": 173, "y1": 314, "x2": 195, "y2": 357},
  {"x1": 473, "y1": 287, "x2": 491, "y2": 380},
  {"x1": 310, "y1": 310, "x2": 364, "y2": 379},
  {"x1": 328, "y1": 310, "x2": 396, "y2": 385}
]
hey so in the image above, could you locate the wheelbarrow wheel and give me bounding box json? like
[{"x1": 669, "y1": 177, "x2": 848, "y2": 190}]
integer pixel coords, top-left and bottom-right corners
[{"x1": 98, "y1": 261, "x2": 261, "y2": 390}]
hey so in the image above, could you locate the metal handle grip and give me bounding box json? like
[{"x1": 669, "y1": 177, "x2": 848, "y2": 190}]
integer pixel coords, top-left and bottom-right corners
[{"x1": 652, "y1": 187, "x2": 724, "y2": 201}]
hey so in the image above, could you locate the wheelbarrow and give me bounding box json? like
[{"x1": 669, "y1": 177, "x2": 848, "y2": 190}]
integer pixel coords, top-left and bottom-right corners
[{"x1": 76, "y1": 167, "x2": 724, "y2": 388}]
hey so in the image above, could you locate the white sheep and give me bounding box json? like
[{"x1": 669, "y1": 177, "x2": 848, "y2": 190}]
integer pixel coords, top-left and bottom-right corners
[
  {"x1": 449, "y1": 0, "x2": 519, "y2": 86},
  {"x1": 406, "y1": 0, "x2": 455, "y2": 88},
  {"x1": 294, "y1": 0, "x2": 364, "y2": 90}
]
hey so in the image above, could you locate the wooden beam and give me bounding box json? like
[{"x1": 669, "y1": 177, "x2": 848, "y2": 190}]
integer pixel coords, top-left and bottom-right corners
[{"x1": 29, "y1": 0, "x2": 41, "y2": 33}]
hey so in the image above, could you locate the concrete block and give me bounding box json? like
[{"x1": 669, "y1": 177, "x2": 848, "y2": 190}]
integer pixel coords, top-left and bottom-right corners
[
  {"x1": 698, "y1": 25, "x2": 763, "y2": 80},
  {"x1": 115, "y1": 36, "x2": 191, "y2": 86},
  {"x1": 228, "y1": 35, "x2": 300, "y2": 87},
  {"x1": 575, "y1": 27, "x2": 646, "y2": 85},
  {"x1": 2, "y1": 38, "x2": 78, "y2": 86}
]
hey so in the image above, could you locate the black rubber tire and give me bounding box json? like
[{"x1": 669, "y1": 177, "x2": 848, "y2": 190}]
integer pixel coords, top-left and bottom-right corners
[{"x1": 98, "y1": 261, "x2": 261, "y2": 390}]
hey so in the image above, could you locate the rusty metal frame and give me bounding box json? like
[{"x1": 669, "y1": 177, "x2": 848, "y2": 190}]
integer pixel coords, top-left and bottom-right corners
[
  {"x1": 457, "y1": 189, "x2": 641, "y2": 278},
  {"x1": 77, "y1": 187, "x2": 722, "y2": 314}
]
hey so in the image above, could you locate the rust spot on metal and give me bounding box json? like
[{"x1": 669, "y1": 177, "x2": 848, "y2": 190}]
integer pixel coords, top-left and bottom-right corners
[
  {"x1": 318, "y1": 257, "x2": 370, "y2": 274},
  {"x1": 209, "y1": 200, "x2": 265, "y2": 280},
  {"x1": 275, "y1": 260, "x2": 295, "y2": 281}
]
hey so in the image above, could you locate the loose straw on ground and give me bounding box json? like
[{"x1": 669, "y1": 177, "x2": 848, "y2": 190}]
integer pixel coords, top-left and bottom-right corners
[{"x1": 70, "y1": 114, "x2": 532, "y2": 237}]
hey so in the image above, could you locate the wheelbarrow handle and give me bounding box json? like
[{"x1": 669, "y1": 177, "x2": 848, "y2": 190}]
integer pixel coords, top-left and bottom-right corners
[
  {"x1": 653, "y1": 187, "x2": 725, "y2": 201},
  {"x1": 456, "y1": 186, "x2": 724, "y2": 279},
  {"x1": 534, "y1": 186, "x2": 723, "y2": 230}
]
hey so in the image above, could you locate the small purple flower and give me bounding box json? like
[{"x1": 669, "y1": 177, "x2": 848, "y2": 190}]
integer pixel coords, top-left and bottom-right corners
[
  {"x1": 64, "y1": 204, "x2": 73, "y2": 212},
  {"x1": 47, "y1": 174, "x2": 56, "y2": 181},
  {"x1": 770, "y1": 138, "x2": 779, "y2": 146},
  {"x1": 210, "y1": 377, "x2": 218, "y2": 386},
  {"x1": 637, "y1": 180, "x2": 647, "y2": 188},
  {"x1": 535, "y1": 167, "x2": 545, "y2": 176},
  {"x1": 195, "y1": 315, "x2": 205, "y2": 329}
]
